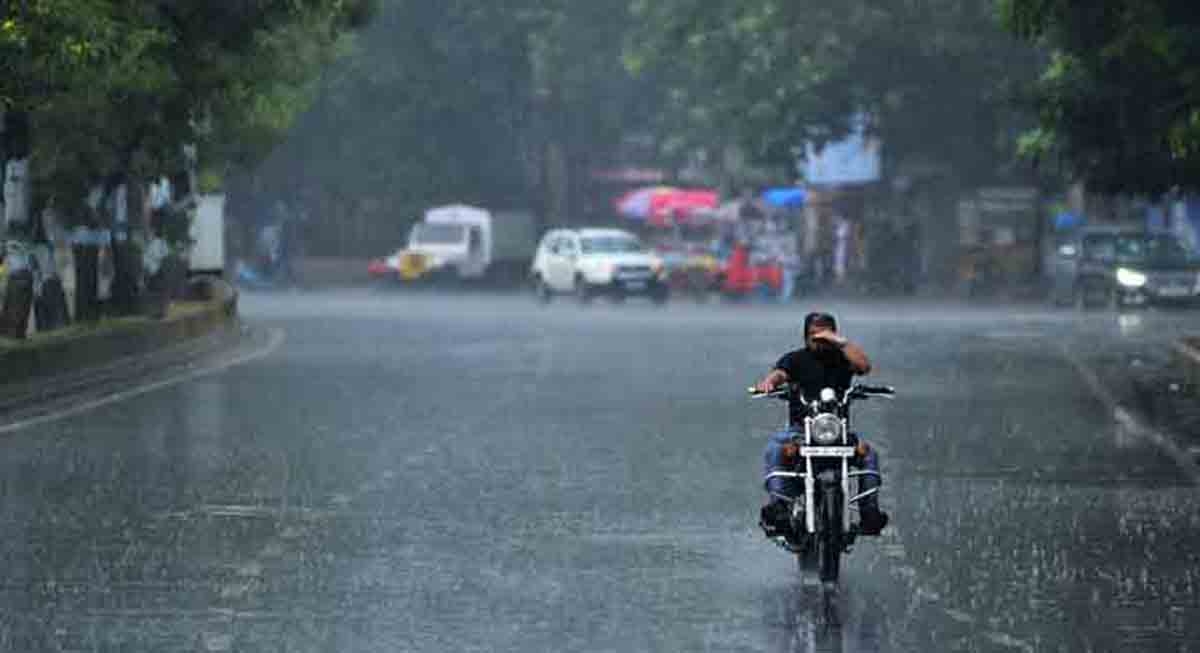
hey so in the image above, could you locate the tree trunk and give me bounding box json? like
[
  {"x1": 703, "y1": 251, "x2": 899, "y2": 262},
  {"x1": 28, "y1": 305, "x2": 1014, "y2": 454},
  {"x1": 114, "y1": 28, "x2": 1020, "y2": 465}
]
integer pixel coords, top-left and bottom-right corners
[
  {"x1": 36, "y1": 273, "x2": 70, "y2": 330},
  {"x1": 1, "y1": 109, "x2": 34, "y2": 339},
  {"x1": 31, "y1": 240, "x2": 68, "y2": 332},
  {"x1": 109, "y1": 182, "x2": 142, "y2": 316},
  {"x1": 0, "y1": 267, "x2": 34, "y2": 339},
  {"x1": 72, "y1": 243, "x2": 101, "y2": 323},
  {"x1": 31, "y1": 207, "x2": 71, "y2": 331}
]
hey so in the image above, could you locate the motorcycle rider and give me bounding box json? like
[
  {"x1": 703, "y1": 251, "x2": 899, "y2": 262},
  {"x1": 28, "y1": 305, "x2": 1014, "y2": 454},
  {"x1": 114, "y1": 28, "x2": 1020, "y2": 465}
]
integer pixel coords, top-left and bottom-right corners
[{"x1": 754, "y1": 312, "x2": 889, "y2": 536}]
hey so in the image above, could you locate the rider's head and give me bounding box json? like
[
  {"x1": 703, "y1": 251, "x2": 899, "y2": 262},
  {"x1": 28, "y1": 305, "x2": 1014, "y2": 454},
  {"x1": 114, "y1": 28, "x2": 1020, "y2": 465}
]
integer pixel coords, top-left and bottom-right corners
[{"x1": 803, "y1": 312, "x2": 838, "y2": 352}]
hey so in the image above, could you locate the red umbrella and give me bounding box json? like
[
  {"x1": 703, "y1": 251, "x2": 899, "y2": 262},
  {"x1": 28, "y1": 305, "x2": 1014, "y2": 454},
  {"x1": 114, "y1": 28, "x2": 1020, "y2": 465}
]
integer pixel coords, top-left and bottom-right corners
[
  {"x1": 647, "y1": 189, "x2": 720, "y2": 227},
  {"x1": 615, "y1": 186, "x2": 677, "y2": 219}
]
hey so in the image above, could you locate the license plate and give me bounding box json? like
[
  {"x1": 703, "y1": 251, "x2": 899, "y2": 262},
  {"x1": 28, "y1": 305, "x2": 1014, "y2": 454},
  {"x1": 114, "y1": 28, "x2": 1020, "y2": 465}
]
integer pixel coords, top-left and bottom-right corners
[
  {"x1": 1159, "y1": 286, "x2": 1191, "y2": 297},
  {"x1": 624, "y1": 281, "x2": 647, "y2": 291},
  {"x1": 799, "y1": 446, "x2": 856, "y2": 457}
]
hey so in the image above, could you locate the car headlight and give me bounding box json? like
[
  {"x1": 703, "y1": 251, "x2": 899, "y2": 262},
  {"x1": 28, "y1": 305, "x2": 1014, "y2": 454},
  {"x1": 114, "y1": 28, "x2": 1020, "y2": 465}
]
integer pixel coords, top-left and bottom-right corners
[
  {"x1": 810, "y1": 414, "x2": 842, "y2": 445},
  {"x1": 1116, "y1": 267, "x2": 1147, "y2": 288}
]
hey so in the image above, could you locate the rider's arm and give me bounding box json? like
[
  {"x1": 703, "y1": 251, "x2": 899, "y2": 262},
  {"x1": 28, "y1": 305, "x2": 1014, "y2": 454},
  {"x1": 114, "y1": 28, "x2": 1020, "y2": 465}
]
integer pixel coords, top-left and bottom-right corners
[
  {"x1": 812, "y1": 331, "x2": 872, "y2": 375},
  {"x1": 840, "y1": 340, "x2": 872, "y2": 375},
  {"x1": 756, "y1": 368, "x2": 790, "y2": 393}
]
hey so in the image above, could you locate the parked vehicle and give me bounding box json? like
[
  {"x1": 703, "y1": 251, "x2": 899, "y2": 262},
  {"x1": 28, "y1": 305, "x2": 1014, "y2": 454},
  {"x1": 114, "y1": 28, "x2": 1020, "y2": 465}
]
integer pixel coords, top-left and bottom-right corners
[
  {"x1": 750, "y1": 382, "x2": 896, "y2": 586},
  {"x1": 188, "y1": 194, "x2": 226, "y2": 278},
  {"x1": 368, "y1": 205, "x2": 537, "y2": 286},
  {"x1": 1048, "y1": 226, "x2": 1200, "y2": 308},
  {"x1": 530, "y1": 228, "x2": 669, "y2": 304},
  {"x1": 648, "y1": 227, "x2": 723, "y2": 302}
]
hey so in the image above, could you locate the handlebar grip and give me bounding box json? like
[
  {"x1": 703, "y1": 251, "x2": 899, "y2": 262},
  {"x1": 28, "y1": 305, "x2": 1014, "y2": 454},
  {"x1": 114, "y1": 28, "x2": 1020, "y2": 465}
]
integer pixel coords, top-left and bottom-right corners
[
  {"x1": 748, "y1": 383, "x2": 791, "y2": 398},
  {"x1": 857, "y1": 384, "x2": 895, "y2": 395}
]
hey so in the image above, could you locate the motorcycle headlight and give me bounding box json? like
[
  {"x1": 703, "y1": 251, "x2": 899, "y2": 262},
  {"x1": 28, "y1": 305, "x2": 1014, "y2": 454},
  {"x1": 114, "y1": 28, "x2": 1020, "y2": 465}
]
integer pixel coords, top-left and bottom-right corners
[
  {"x1": 1116, "y1": 267, "x2": 1147, "y2": 288},
  {"x1": 810, "y1": 414, "x2": 842, "y2": 445}
]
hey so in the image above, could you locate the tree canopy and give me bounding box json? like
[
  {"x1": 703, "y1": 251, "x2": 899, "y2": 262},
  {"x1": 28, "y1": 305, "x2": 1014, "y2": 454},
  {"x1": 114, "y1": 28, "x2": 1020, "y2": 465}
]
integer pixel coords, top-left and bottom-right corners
[
  {"x1": 1, "y1": 0, "x2": 369, "y2": 222},
  {"x1": 1002, "y1": 0, "x2": 1200, "y2": 195},
  {"x1": 246, "y1": 0, "x2": 664, "y2": 252},
  {"x1": 626, "y1": 0, "x2": 1046, "y2": 186}
]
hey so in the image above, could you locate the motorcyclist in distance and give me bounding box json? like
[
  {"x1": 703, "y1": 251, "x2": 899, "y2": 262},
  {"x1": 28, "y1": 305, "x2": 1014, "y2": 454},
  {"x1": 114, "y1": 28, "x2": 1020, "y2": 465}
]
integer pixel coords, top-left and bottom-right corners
[{"x1": 754, "y1": 312, "x2": 889, "y2": 536}]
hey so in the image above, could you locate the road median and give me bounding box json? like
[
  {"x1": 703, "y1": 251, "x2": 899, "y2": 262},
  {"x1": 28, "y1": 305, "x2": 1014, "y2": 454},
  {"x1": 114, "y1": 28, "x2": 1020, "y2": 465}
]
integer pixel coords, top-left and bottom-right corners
[{"x1": 0, "y1": 279, "x2": 238, "y2": 390}]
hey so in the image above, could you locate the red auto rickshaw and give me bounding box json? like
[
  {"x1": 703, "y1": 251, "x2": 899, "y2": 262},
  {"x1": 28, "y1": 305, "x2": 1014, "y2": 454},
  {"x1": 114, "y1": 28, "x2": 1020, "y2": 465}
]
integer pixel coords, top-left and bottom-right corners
[{"x1": 721, "y1": 243, "x2": 783, "y2": 299}]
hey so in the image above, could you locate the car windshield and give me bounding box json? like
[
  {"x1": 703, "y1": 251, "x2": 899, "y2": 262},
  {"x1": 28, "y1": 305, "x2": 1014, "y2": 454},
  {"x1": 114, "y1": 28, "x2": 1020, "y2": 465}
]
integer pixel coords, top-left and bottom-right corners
[
  {"x1": 1084, "y1": 233, "x2": 1194, "y2": 265},
  {"x1": 412, "y1": 224, "x2": 466, "y2": 245},
  {"x1": 580, "y1": 235, "x2": 644, "y2": 254}
]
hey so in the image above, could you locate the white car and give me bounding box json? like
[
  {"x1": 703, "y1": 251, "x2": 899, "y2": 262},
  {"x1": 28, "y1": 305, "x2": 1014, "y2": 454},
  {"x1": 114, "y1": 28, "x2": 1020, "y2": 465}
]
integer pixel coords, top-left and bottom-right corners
[{"x1": 531, "y1": 228, "x2": 669, "y2": 304}]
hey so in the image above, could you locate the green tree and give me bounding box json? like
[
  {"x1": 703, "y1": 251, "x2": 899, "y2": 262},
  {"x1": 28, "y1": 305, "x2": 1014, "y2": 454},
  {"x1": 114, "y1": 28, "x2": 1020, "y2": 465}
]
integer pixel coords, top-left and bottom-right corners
[
  {"x1": 627, "y1": 0, "x2": 1044, "y2": 186},
  {"x1": 1, "y1": 0, "x2": 151, "y2": 334},
  {"x1": 1, "y1": 0, "x2": 366, "y2": 336},
  {"x1": 1002, "y1": 0, "x2": 1200, "y2": 195},
  {"x1": 246, "y1": 0, "x2": 662, "y2": 255}
]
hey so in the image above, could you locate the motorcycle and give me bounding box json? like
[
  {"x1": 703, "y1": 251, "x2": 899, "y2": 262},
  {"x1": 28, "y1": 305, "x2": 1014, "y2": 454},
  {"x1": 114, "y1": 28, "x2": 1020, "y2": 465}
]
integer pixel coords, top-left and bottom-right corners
[{"x1": 749, "y1": 382, "x2": 895, "y2": 585}]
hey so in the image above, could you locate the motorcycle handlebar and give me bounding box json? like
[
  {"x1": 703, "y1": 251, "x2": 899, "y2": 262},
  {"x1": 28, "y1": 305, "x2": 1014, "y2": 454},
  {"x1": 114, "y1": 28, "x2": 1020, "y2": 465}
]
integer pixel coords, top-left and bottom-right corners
[
  {"x1": 853, "y1": 384, "x2": 896, "y2": 397},
  {"x1": 747, "y1": 383, "x2": 896, "y2": 401},
  {"x1": 747, "y1": 384, "x2": 791, "y2": 399}
]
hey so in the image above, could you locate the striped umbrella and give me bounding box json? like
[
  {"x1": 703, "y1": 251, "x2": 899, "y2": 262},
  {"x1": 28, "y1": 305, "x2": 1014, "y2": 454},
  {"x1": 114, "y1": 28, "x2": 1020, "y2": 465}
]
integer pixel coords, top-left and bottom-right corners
[{"x1": 615, "y1": 186, "x2": 677, "y2": 219}]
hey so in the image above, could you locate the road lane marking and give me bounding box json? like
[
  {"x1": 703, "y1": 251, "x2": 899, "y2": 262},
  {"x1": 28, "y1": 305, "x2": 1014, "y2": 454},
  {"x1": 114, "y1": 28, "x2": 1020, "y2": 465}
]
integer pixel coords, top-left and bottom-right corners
[
  {"x1": 1059, "y1": 345, "x2": 1200, "y2": 484},
  {"x1": 0, "y1": 327, "x2": 286, "y2": 436}
]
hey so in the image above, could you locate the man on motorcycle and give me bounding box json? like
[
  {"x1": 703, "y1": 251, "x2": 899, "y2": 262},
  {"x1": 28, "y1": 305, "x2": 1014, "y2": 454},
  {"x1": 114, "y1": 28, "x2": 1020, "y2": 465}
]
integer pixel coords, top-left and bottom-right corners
[{"x1": 754, "y1": 312, "x2": 890, "y2": 536}]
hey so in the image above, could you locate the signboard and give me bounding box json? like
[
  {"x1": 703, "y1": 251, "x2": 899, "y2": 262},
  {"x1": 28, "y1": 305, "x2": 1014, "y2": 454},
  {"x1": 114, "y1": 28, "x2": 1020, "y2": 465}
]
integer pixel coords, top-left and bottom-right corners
[
  {"x1": 189, "y1": 194, "x2": 226, "y2": 274},
  {"x1": 799, "y1": 117, "x2": 882, "y2": 186},
  {"x1": 958, "y1": 187, "x2": 1039, "y2": 246}
]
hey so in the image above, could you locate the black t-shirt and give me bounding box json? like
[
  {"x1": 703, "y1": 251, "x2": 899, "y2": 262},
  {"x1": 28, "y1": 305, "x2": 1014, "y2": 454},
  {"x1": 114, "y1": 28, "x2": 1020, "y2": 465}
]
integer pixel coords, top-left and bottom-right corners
[{"x1": 775, "y1": 348, "x2": 856, "y2": 424}]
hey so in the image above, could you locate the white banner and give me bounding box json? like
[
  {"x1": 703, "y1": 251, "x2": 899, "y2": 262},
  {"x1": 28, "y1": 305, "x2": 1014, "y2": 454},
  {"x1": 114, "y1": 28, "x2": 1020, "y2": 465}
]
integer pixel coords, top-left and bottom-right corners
[{"x1": 3, "y1": 159, "x2": 30, "y2": 227}]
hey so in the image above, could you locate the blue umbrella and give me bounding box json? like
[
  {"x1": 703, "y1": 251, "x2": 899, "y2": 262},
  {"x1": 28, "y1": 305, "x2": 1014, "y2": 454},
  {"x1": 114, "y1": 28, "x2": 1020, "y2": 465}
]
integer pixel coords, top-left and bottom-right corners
[
  {"x1": 1054, "y1": 211, "x2": 1084, "y2": 231},
  {"x1": 762, "y1": 187, "x2": 807, "y2": 208}
]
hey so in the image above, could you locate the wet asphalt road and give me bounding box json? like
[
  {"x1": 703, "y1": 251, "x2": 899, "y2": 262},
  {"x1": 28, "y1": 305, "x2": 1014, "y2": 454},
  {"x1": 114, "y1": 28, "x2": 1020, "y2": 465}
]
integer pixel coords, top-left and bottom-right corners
[{"x1": 2, "y1": 290, "x2": 1199, "y2": 652}]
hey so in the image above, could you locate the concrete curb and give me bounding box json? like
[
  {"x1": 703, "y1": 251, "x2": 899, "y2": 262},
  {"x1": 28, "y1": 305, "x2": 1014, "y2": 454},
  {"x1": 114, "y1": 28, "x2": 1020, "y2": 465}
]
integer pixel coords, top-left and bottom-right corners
[{"x1": 0, "y1": 279, "x2": 239, "y2": 389}]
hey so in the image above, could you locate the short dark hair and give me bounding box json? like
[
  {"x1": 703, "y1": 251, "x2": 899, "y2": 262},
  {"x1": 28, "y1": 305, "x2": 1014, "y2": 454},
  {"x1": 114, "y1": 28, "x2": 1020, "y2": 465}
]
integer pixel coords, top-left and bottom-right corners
[{"x1": 803, "y1": 312, "x2": 838, "y2": 334}]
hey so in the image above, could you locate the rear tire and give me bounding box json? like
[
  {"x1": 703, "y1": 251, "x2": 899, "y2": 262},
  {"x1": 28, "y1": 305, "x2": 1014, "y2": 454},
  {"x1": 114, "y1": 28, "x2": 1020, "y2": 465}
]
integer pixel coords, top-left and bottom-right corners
[
  {"x1": 816, "y1": 489, "x2": 843, "y2": 584},
  {"x1": 534, "y1": 276, "x2": 552, "y2": 305},
  {"x1": 574, "y1": 277, "x2": 594, "y2": 305}
]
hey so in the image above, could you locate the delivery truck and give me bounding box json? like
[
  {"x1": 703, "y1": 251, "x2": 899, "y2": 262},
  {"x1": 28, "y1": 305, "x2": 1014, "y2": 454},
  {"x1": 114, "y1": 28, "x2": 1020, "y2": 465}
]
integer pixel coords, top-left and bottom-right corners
[{"x1": 368, "y1": 204, "x2": 537, "y2": 286}]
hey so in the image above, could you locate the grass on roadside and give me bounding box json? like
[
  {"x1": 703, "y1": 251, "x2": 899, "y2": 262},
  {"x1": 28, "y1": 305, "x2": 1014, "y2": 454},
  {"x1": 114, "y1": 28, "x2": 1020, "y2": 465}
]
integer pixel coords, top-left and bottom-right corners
[{"x1": 0, "y1": 302, "x2": 212, "y2": 352}]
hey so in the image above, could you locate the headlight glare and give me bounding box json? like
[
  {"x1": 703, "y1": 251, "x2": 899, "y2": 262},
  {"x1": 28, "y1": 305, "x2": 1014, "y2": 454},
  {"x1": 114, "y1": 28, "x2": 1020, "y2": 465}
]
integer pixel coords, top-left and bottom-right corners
[{"x1": 1116, "y1": 267, "x2": 1147, "y2": 288}]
